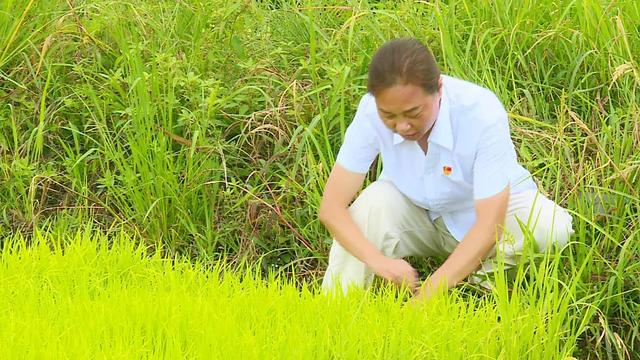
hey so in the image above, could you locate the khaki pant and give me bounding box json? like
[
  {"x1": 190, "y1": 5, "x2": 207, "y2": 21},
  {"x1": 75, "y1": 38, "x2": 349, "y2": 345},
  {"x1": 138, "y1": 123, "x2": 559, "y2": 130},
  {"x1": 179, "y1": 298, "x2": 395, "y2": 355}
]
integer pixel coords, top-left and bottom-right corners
[{"x1": 321, "y1": 180, "x2": 574, "y2": 295}]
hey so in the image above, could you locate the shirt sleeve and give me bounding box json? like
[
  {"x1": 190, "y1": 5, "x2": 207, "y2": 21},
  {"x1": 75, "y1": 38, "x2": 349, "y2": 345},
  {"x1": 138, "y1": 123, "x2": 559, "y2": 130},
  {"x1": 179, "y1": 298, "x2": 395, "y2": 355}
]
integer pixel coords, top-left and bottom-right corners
[
  {"x1": 335, "y1": 95, "x2": 380, "y2": 173},
  {"x1": 472, "y1": 110, "x2": 516, "y2": 200}
]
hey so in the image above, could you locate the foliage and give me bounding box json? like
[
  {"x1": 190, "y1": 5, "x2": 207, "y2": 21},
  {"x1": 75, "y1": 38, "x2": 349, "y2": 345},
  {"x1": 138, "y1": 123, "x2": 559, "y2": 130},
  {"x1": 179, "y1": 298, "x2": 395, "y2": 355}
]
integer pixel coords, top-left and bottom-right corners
[{"x1": 0, "y1": 0, "x2": 638, "y2": 357}]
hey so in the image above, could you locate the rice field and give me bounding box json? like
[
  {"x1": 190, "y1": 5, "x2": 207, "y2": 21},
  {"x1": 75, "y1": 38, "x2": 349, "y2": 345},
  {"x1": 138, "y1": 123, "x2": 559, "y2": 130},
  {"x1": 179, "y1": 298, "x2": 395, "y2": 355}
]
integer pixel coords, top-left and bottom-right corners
[
  {"x1": 1, "y1": 0, "x2": 639, "y2": 358},
  {"x1": 1, "y1": 229, "x2": 581, "y2": 359}
]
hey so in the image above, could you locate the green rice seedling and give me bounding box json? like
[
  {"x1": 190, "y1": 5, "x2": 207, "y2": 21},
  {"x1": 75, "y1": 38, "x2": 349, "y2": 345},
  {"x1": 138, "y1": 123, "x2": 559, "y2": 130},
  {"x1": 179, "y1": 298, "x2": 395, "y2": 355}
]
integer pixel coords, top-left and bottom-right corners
[{"x1": 0, "y1": 228, "x2": 584, "y2": 359}]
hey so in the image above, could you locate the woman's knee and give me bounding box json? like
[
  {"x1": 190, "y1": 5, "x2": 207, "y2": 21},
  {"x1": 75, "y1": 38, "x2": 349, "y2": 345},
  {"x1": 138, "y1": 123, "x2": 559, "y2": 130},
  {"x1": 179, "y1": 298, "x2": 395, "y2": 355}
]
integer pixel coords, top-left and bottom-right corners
[
  {"x1": 346, "y1": 181, "x2": 407, "y2": 249},
  {"x1": 348, "y1": 180, "x2": 405, "y2": 219},
  {"x1": 507, "y1": 199, "x2": 574, "y2": 252},
  {"x1": 533, "y1": 207, "x2": 574, "y2": 251}
]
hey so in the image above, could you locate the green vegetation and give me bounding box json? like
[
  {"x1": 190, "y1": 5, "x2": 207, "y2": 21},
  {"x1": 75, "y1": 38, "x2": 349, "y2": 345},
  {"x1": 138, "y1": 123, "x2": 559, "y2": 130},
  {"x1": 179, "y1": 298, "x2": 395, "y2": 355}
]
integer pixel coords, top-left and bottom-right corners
[
  {"x1": 1, "y1": 0, "x2": 638, "y2": 358},
  {"x1": 0, "y1": 229, "x2": 581, "y2": 358}
]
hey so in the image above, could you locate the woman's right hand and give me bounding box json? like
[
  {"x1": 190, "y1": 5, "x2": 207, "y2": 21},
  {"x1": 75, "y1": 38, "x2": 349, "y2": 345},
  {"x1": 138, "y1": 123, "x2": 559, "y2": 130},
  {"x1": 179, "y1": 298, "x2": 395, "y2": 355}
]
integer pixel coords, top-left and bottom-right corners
[{"x1": 370, "y1": 256, "x2": 420, "y2": 293}]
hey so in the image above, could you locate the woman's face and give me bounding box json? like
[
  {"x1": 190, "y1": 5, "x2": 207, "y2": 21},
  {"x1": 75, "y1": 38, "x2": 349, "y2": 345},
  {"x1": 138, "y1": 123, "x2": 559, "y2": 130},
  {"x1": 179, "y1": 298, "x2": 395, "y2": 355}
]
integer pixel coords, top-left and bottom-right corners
[{"x1": 374, "y1": 82, "x2": 442, "y2": 142}]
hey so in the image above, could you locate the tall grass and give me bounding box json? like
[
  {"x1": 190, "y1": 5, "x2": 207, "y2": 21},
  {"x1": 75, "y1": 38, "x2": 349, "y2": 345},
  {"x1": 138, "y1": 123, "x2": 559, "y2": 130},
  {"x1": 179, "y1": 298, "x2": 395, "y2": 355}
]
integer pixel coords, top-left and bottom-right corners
[{"x1": 1, "y1": 0, "x2": 638, "y2": 357}]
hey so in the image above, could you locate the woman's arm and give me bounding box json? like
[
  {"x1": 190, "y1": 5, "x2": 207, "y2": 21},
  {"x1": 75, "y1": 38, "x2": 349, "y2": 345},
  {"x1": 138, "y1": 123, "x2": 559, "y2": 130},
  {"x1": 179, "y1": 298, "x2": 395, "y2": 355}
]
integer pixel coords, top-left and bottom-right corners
[
  {"x1": 319, "y1": 164, "x2": 420, "y2": 289},
  {"x1": 318, "y1": 164, "x2": 379, "y2": 264},
  {"x1": 414, "y1": 185, "x2": 510, "y2": 299}
]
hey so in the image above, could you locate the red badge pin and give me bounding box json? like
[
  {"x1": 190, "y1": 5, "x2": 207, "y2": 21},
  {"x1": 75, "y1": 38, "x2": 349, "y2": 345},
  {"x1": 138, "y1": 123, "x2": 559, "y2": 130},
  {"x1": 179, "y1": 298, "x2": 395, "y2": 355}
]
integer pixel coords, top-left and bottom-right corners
[{"x1": 443, "y1": 165, "x2": 452, "y2": 176}]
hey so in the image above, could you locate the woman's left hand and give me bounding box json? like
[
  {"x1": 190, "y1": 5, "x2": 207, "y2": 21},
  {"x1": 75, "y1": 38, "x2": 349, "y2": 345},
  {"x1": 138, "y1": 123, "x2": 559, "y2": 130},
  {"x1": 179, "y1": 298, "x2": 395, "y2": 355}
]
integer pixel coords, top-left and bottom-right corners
[{"x1": 404, "y1": 277, "x2": 442, "y2": 306}]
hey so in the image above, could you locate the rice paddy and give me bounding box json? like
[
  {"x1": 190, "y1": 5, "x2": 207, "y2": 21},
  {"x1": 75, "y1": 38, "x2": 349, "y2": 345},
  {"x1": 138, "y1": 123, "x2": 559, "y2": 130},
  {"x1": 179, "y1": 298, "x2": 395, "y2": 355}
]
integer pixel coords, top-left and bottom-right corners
[{"x1": 1, "y1": 0, "x2": 638, "y2": 358}]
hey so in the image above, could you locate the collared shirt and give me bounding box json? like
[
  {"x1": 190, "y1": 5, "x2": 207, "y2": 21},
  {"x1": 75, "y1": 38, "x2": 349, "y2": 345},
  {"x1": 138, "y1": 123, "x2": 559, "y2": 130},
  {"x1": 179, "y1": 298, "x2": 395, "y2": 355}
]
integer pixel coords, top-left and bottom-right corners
[{"x1": 335, "y1": 75, "x2": 537, "y2": 241}]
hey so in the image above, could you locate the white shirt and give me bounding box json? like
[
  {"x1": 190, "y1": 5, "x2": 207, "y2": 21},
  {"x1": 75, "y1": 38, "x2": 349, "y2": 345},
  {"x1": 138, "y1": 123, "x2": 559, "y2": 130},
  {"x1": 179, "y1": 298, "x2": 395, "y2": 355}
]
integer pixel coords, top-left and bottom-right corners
[{"x1": 335, "y1": 75, "x2": 537, "y2": 241}]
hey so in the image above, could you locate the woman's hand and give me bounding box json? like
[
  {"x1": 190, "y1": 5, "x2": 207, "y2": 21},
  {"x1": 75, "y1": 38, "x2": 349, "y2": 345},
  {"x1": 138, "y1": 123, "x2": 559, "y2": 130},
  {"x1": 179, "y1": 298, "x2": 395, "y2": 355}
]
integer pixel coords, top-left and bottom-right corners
[
  {"x1": 404, "y1": 276, "x2": 445, "y2": 307},
  {"x1": 370, "y1": 256, "x2": 420, "y2": 292}
]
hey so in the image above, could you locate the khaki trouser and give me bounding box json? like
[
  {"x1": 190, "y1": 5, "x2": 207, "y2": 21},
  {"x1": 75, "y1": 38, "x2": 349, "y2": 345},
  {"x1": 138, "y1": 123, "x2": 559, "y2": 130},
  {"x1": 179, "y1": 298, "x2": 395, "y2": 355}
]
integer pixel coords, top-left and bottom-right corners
[{"x1": 321, "y1": 180, "x2": 574, "y2": 295}]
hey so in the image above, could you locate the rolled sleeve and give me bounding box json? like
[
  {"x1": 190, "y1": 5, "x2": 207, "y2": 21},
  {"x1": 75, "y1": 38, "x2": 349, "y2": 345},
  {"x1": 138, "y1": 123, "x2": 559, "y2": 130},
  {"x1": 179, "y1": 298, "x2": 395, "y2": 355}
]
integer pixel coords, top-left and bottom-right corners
[
  {"x1": 472, "y1": 114, "x2": 515, "y2": 200},
  {"x1": 335, "y1": 95, "x2": 380, "y2": 173}
]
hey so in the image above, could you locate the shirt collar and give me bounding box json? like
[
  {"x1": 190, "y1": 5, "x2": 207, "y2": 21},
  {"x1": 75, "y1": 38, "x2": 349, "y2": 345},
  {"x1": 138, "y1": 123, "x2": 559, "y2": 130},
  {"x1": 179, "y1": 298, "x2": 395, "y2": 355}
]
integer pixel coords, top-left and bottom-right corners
[{"x1": 392, "y1": 85, "x2": 453, "y2": 150}]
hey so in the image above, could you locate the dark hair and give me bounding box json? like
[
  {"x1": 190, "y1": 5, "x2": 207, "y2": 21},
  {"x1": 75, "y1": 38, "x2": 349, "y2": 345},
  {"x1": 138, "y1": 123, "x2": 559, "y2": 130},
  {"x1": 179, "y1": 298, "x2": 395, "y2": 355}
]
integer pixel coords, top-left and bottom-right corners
[{"x1": 367, "y1": 38, "x2": 441, "y2": 96}]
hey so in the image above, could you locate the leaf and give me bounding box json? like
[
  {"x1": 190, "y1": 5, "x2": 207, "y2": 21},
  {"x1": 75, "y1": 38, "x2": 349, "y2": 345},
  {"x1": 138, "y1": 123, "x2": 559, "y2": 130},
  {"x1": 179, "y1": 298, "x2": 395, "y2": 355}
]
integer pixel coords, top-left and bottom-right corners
[{"x1": 230, "y1": 35, "x2": 246, "y2": 59}]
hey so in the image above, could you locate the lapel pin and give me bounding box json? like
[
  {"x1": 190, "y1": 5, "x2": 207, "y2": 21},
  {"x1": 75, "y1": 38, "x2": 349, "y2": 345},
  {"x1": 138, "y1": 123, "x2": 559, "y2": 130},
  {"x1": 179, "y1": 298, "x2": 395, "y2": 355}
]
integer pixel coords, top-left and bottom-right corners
[{"x1": 443, "y1": 165, "x2": 452, "y2": 176}]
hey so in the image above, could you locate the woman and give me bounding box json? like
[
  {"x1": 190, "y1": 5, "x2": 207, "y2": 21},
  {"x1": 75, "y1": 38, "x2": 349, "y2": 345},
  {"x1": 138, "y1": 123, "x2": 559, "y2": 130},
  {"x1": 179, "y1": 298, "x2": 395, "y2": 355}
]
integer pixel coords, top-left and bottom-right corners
[{"x1": 318, "y1": 38, "x2": 574, "y2": 301}]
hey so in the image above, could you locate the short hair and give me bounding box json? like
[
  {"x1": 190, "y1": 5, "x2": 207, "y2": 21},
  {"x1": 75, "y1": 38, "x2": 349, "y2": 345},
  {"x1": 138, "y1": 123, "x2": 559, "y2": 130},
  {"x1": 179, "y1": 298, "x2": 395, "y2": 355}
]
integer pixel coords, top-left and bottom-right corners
[{"x1": 367, "y1": 38, "x2": 441, "y2": 96}]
